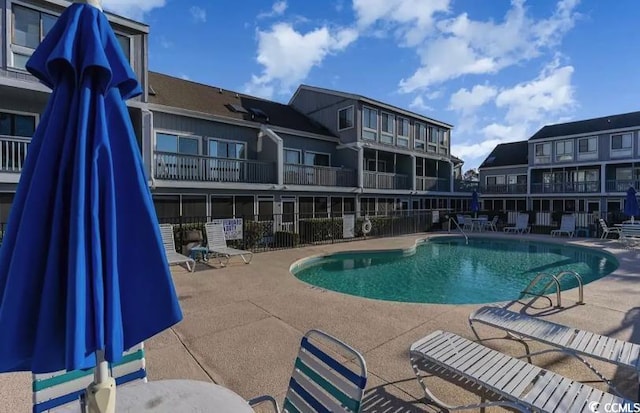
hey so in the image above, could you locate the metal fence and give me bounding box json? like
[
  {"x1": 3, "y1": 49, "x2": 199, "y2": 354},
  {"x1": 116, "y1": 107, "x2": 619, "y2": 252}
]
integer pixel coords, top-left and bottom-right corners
[{"x1": 157, "y1": 210, "x2": 443, "y2": 254}]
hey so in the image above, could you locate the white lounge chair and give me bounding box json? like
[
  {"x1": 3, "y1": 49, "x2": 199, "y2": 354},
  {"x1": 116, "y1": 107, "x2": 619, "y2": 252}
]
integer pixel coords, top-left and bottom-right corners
[
  {"x1": 159, "y1": 224, "x2": 195, "y2": 272},
  {"x1": 599, "y1": 218, "x2": 622, "y2": 239},
  {"x1": 33, "y1": 344, "x2": 146, "y2": 412},
  {"x1": 205, "y1": 222, "x2": 253, "y2": 265},
  {"x1": 619, "y1": 223, "x2": 640, "y2": 249},
  {"x1": 410, "y1": 330, "x2": 634, "y2": 412},
  {"x1": 485, "y1": 215, "x2": 499, "y2": 231},
  {"x1": 469, "y1": 306, "x2": 640, "y2": 398},
  {"x1": 551, "y1": 214, "x2": 576, "y2": 238},
  {"x1": 503, "y1": 214, "x2": 530, "y2": 234},
  {"x1": 249, "y1": 329, "x2": 368, "y2": 413}
]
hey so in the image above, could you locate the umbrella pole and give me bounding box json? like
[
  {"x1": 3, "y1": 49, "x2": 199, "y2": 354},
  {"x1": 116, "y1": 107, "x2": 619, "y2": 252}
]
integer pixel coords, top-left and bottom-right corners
[{"x1": 84, "y1": 350, "x2": 116, "y2": 413}]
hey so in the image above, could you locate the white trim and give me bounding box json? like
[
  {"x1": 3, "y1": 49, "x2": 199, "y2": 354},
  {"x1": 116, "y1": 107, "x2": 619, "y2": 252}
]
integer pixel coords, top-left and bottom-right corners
[
  {"x1": 577, "y1": 136, "x2": 598, "y2": 161},
  {"x1": 0, "y1": 107, "x2": 40, "y2": 127},
  {"x1": 531, "y1": 126, "x2": 640, "y2": 142},
  {"x1": 533, "y1": 142, "x2": 552, "y2": 164},
  {"x1": 337, "y1": 105, "x2": 354, "y2": 131},
  {"x1": 478, "y1": 164, "x2": 529, "y2": 171},
  {"x1": 554, "y1": 139, "x2": 574, "y2": 163},
  {"x1": 207, "y1": 136, "x2": 247, "y2": 160},
  {"x1": 7, "y1": 1, "x2": 59, "y2": 70},
  {"x1": 609, "y1": 131, "x2": 634, "y2": 158},
  {"x1": 361, "y1": 106, "x2": 378, "y2": 141},
  {"x1": 154, "y1": 129, "x2": 201, "y2": 154},
  {"x1": 114, "y1": 32, "x2": 134, "y2": 70}
]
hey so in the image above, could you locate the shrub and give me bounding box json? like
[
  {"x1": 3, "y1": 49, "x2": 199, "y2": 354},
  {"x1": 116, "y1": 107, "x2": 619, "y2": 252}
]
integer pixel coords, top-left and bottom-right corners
[
  {"x1": 274, "y1": 231, "x2": 299, "y2": 248},
  {"x1": 299, "y1": 218, "x2": 342, "y2": 244}
]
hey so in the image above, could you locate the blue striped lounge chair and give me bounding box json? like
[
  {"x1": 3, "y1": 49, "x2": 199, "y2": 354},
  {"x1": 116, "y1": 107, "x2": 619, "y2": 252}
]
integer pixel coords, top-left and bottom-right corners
[
  {"x1": 32, "y1": 343, "x2": 146, "y2": 413},
  {"x1": 249, "y1": 329, "x2": 368, "y2": 412}
]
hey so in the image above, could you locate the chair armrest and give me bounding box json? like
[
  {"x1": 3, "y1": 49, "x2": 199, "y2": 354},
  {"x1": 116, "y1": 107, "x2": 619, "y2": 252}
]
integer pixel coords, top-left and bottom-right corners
[{"x1": 248, "y1": 394, "x2": 281, "y2": 413}]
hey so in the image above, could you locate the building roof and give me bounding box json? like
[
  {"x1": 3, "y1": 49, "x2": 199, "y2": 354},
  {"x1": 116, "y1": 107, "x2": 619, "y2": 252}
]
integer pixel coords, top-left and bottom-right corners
[
  {"x1": 479, "y1": 141, "x2": 529, "y2": 169},
  {"x1": 529, "y1": 110, "x2": 640, "y2": 140},
  {"x1": 291, "y1": 84, "x2": 454, "y2": 128},
  {"x1": 147, "y1": 72, "x2": 335, "y2": 137}
]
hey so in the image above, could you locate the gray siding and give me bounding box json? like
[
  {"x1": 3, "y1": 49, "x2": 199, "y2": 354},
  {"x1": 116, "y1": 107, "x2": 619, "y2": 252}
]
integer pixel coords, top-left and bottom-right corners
[
  {"x1": 280, "y1": 132, "x2": 337, "y2": 158},
  {"x1": 153, "y1": 111, "x2": 261, "y2": 159},
  {"x1": 479, "y1": 166, "x2": 528, "y2": 185},
  {"x1": 290, "y1": 89, "x2": 358, "y2": 144}
]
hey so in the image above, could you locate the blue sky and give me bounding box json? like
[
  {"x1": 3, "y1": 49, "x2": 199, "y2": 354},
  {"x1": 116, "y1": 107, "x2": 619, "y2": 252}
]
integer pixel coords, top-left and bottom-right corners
[{"x1": 102, "y1": 0, "x2": 640, "y2": 171}]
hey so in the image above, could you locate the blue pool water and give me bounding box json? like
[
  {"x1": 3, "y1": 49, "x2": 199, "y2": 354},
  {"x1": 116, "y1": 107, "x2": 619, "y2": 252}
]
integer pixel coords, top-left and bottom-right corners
[{"x1": 292, "y1": 237, "x2": 618, "y2": 304}]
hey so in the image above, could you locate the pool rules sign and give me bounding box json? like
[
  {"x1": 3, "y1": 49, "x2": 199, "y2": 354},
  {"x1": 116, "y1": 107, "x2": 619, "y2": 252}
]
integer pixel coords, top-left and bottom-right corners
[{"x1": 343, "y1": 215, "x2": 355, "y2": 239}]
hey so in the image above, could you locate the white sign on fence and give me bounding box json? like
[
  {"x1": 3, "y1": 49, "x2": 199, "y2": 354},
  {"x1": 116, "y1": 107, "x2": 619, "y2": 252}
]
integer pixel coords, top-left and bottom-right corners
[
  {"x1": 343, "y1": 214, "x2": 355, "y2": 239},
  {"x1": 432, "y1": 210, "x2": 440, "y2": 224},
  {"x1": 212, "y1": 218, "x2": 243, "y2": 240}
]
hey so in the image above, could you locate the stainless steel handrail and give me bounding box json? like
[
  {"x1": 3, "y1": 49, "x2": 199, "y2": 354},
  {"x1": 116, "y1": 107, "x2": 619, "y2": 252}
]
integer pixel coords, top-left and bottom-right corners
[{"x1": 448, "y1": 217, "x2": 468, "y2": 244}]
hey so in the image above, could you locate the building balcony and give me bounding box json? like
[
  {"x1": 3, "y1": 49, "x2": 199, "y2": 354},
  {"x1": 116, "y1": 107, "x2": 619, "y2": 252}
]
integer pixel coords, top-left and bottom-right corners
[
  {"x1": 606, "y1": 180, "x2": 640, "y2": 192},
  {"x1": 283, "y1": 164, "x2": 356, "y2": 187},
  {"x1": 416, "y1": 177, "x2": 450, "y2": 192},
  {"x1": 454, "y1": 180, "x2": 479, "y2": 192},
  {"x1": 530, "y1": 181, "x2": 600, "y2": 194},
  {"x1": 364, "y1": 171, "x2": 410, "y2": 190},
  {"x1": 154, "y1": 152, "x2": 276, "y2": 184},
  {"x1": 0, "y1": 135, "x2": 30, "y2": 173},
  {"x1": 480, "y1": 183, "x2": 527, "y2": 194}
]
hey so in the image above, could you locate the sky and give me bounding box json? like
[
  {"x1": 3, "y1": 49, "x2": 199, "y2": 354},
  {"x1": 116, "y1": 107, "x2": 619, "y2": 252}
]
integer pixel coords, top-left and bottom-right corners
[{"x1": 101, "y1": 0, "x2": 640, "y2": 171}]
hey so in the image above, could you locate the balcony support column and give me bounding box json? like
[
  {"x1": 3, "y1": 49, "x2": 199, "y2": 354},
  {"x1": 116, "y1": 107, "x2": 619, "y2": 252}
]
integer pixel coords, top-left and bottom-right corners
[
  {"x1": 411, "y1": 155, "x2": 417, "y2": 191},
  {"x1": 600, "y1": 165, "x2": 606, "y2": 194},
  {"x1": 357, "y1": 146, "x2": 364, "y2": 188},
  {"x1": 259, "y1": 125, "x2": 283, "y2": 186}
]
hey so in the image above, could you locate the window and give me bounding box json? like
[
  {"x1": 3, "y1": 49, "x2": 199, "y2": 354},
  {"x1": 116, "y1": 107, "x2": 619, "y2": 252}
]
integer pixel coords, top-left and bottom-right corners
[
  {"x1": 610, "y1": 132, "x2": 633, "y2": 157},
  {"x1": 414, "y1": 123, "x2": 426, "y2": 151},
  {"x1": 534, "y1": 142, "x2": 551, "y2": 164},
  {"x1": 210, "y1": 196, "x2": 234, "y2": 219},
  {"x1": 486, "y1": 176, "x2": 506, "y2": 186},
  {"x1": 182, "y1": 195, "x2": 206, "y2": 218},
  {"x1": 439, "y1": 129, "x2": 448, "y2": 146},
  {"x1": 555, "y1": 140, "x2": 573, "y2": 162},
  {"x1": 337, "y1": 106, "x2": 354, "y2": 130},
  {"x1": 257, "y1": 196, "x2": 274, "y2": 221},
  {"x1": 209, "y1": 140, "x2": 245, "y2": 159},
  {"x1": 155, "y1": 133, "x2": 199, "y2": 154},
  {"x1": 304, "y1": 152, "x2": 330, "y2": 166},
  {"x1": 11, "y1": 5, "x2": 57, "y2": 69},
  {"x1": 362, "y1": 107, "x2": 377, "y2": 140},
  {"x1": 577, "y1": 137, "x2": 598, "y2": 160},
  {"x1": 0, "y1": 111, "x2": 36, "y2": 137},
  {"x1": 397, "y1": 117, "x2": 409, "y2": 147},
  {"x1": 380, "y1": 112, "x2": 394, "y2": 144},
  {"x1": 284, "y1": 148, "x2": 301, "y2": 164},
  {"x1": 115, "y1": 34, "x2": 132, "y2": 62}
]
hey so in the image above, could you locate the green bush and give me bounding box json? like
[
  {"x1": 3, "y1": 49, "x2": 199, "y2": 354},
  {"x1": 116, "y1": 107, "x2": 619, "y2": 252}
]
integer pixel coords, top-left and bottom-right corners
[
  {"x1": 241, "y1": 220, "x2": 273, "y2": 249},
  {"x1": 274, "y1": 231, "x2": 299, "y2": 247},
  {"x1": 299, "y1": 218, "x2": 343, "y2": 243}
]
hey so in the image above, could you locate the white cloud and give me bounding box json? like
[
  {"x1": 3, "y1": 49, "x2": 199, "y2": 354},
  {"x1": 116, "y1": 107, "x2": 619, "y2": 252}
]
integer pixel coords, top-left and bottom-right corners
[
  {"x1": 244, "y1": 23, "x2": 358, "y2": 98},
  {"x1": 101, "y1": 0, "x2": 165, "y2": 20},
  {"x1": 352, "y1": 0, "x2": 450, "y2": 46},
  {"x1": 158, "y1": 36, "x2": 173, "y2": 49},
  {"x1": 189, "y1": 6, "x2": 206, "y2": 23},
  {"x1": 449, "y1": 84, "x2": 497, "y2": 114},
  {"x1": 180, "y1": 74, "x2": 191, "y2": 81},
  {"x1": 399, "y1": 0, "x2": 580, "y2": 92},
  {"x1": 258, "y1": 1, "x2": 288, "y2": 19},
  {"x1": 408, "y1": 96, "x2": 432, "y2": 112}
]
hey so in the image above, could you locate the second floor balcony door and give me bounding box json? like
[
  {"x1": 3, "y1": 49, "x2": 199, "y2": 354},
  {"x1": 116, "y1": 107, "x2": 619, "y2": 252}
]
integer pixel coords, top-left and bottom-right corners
[{"x1": 208, "y1": 140, "x2": 245, "y2": 182}]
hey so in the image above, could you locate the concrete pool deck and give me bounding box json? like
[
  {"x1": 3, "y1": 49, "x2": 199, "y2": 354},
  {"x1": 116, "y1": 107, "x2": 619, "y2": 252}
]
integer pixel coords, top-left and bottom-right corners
[{"x1": 1, "y1": 232, "x2": 638, "y2": 412}]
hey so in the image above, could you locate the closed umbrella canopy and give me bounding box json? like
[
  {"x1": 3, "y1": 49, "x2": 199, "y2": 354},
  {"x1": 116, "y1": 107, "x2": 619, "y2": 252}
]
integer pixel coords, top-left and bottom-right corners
[
  {"x1": 0, "y1": 1, "x2": 182, "y2": 375},
  {"x1": 471, "y1": 190, "x2": 480, "y2": 214},
  {"x1": 625, "y1": 187, "x2": 639, "y2": 222}
]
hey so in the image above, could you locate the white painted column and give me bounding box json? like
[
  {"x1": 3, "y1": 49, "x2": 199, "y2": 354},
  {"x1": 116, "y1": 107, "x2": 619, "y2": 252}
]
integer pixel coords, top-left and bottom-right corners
[
  {"x1": 411, "y1": 155, "x2": 416, "y2": 191},
  {"x1": 276, "y1": 139, "x2": 283, "y2": 186},
  {"x1": 357, "y1": 146, "x2": 364, "y2": 188}
]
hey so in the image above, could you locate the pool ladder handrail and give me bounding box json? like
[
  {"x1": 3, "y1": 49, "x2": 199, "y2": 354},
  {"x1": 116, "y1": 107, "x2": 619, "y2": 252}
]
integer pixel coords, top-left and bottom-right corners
[
  {"x1": 448, "y1": 217, "x2": 468, "y2": 244},
  {"x1": 520, "y1": 270, "x2": 584, "y2": 308}
]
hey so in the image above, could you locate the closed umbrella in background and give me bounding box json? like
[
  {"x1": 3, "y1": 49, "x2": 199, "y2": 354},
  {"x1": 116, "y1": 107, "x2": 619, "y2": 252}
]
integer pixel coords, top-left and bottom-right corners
[
  {"x1": 625, "y1": 186, "x2": 639, "y2": 223},
  {"x1": 471, "y1": 190, "x2": 480, "y2": 217},
  {"x1": 0, "y1": 0, "x2": 182, "y2": 411}
]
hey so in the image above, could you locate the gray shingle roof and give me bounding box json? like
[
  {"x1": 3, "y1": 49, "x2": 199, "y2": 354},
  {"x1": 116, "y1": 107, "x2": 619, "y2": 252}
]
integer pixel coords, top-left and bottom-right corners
[
  {"x1": 479, "y1": 141, "x2": 528, "y2": 168},
  {"x1": 148, "y1": 72, "x2": 335, "y2": 137},
  {"x1": 529, "y1": 111, "x2": 640, "y2": 140}
]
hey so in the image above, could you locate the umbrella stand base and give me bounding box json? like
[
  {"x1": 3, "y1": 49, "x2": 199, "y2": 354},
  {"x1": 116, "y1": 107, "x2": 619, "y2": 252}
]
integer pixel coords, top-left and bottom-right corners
[{"x1": 84, "y1": 377, "x2": 116, "y2": 413}]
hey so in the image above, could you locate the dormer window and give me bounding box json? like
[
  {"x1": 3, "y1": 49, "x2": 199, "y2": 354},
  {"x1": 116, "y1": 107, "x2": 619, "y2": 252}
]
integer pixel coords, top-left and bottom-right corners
[{"x1": 337, "y1": 106, "x2": 354, "y2": 130}]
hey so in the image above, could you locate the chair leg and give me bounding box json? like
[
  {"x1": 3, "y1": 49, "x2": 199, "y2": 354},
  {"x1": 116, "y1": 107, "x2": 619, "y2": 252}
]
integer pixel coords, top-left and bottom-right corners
[{"x1": 241, "y1": 253, "x2": 253, "y2": 264}]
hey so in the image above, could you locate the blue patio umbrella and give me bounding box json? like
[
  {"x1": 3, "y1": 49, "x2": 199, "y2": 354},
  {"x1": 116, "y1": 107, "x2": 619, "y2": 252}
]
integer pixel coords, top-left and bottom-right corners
[
  {"x1": 625, "y1": 187, "x2": 639, "y2": 223},
  {"x1": 0, "y1": 0, "x2": 182, "y2": 409},
  {"x1": 471, "y1": 190, "x2": 480, "y2": 216}
]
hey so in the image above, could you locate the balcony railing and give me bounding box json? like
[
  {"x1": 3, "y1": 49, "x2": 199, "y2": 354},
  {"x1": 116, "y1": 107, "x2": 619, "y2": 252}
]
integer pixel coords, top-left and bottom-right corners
[
  {"x1": 531, "y1": 181, "x2": 600, "y2": 194},
  {"x1": 364, "y1": 171, "x2": 410, "y2": 190},
  {"x1": 454, "y1": 180, "x2": 479, "y2": 192},
  {"x1": 284, "y1": 164, "x2": 356, "y2": 187},
  {"x1": 0, "y1": 135, "x2": 30, "y2": 173},
  {"x1": 480, "y1": 183, "x2": 527, "y2": 194},
  {"x1": 416, "y1": 177, "x2": 450, "y2": 192},
  {"x1": 154, "y1": 152, "x2": 276, "y2": 184},
  {"x1": 606, "y1": 180, "x2": 640, "y2": 192}
]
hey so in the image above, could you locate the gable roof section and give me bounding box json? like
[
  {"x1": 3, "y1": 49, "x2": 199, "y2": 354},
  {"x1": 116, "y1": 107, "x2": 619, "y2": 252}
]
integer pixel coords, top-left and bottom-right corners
[
  {"x1": 529, "y1": 111, "x2": 640, "y2": 140},
  {"x1": 479, "y1": 141, "x2": 528, "y2": 169},
  {"x1": 291, "y1": 84, "x2": 454, "y2": 128},
  {"x1": 147, "y1": 72, "x2": 335, "y2": 137}
]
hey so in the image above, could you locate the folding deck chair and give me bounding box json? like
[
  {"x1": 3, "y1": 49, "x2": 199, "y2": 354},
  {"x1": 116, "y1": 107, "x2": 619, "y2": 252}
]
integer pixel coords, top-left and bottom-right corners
[
  {"x1": 249, "y1": 329, "x2": 368, "y2": 412},
  {"x1": 204, "y1": 222, "x2": 253, "y2": 265},
  {"x1": 551, "y1": 214, "x2": 576, "y2": 238},
  {"x1": 599, "y1": 218, "x2": 622, "y2": 239},
  {"x1": 32, "y1": 344, "x2": 146, "y2": 412},
  {"x1": 159, "y1": 224, "x2": 196, "y2": 272},
  {"x1": 503, "y1": 214, "x2": 530, "y2": 234},
  {"x1": 469, "y1": 306, "x2": 640, "y2": 399},
  {"x1": 410, "y1": 330, "x2": 634, "y2": 412}
]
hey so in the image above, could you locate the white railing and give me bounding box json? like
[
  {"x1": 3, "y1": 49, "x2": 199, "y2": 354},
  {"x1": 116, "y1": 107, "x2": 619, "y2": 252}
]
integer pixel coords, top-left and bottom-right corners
[
  {"x1": 0, "y1": 135, "x2": 30, "y2": 173},
  {"x1": 283, "y1": 164, "x2": 356, "y2": 187},
  {"x1": 363, "y1": 172, "x2": 410, "y2": 190}
]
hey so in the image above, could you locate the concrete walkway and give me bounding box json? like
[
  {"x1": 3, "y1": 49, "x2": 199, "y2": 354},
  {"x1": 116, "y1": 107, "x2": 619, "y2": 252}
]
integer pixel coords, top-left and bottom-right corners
[{"x1": 1, "y1": 232, "x2": 638, "y2": 412}]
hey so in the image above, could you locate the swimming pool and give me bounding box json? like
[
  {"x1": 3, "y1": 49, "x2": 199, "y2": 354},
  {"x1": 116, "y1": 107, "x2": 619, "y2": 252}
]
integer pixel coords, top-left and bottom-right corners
[{"x1": 291, "y1": 237, "x2": 618, "y2": 304}]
